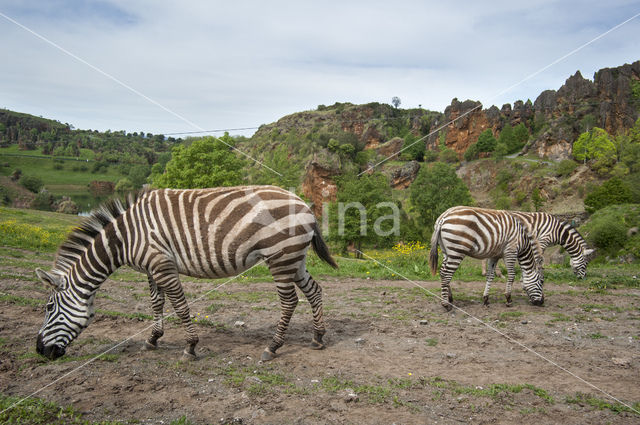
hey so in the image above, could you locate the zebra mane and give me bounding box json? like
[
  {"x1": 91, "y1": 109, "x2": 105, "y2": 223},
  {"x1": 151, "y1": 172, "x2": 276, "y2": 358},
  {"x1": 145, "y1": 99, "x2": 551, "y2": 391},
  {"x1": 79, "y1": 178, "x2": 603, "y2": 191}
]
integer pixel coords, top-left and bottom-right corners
[
  {"x1": 559, "y1": 219, "x2": 587, "y2": 251},
  {"x1": 518, "y1": 217, "x2": 544, "y2": 265},
  {"x1": 54, "y1": 192, "x2": 139, "y2": 273}
]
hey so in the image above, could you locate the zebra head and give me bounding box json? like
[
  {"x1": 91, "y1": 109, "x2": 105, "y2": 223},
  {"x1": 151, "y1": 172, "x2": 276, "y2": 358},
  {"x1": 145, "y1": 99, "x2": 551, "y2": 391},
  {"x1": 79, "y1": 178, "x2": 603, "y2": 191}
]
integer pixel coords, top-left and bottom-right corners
[
  {"x1": 522, "y1": 263, "x2": 545, "y2": 306},
  {"x1": 35, "y1": 268, "x2": 96, "y2": 360},
  {"x1": 570, "y1": 248, "x2": 595, "y2": 279}
]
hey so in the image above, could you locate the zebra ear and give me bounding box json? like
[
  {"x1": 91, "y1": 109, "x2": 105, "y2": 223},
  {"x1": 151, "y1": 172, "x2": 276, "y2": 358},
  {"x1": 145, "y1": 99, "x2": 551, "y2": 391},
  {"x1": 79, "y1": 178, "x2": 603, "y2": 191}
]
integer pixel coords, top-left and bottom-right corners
[{"x1": 36, "y1": 268, "x2": 64, "y2": 290}]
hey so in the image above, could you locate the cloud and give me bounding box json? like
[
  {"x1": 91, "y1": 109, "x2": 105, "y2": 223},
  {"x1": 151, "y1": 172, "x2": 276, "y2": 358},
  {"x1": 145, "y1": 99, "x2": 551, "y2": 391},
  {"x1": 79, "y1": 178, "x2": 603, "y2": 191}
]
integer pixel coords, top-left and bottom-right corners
[{"x1": 0, "y1": 0, "x2": 638, "y2": 136}]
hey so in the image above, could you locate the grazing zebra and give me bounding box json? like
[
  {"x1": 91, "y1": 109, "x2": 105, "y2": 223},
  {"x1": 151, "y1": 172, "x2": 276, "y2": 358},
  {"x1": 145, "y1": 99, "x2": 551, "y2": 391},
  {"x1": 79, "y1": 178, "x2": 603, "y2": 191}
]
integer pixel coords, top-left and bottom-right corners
[
  {"x1": 35, "y1": 186, "x2": 337, "y2": 362},
  {"x1": 480, "y1": 211, "x2": 594, "y2": 305},
  {"x1": 429, "y1": 206, "x2": 544, "y2": 310},
  {"x1": 510, "y1": 211, "x2": 594, "y2": 277}
]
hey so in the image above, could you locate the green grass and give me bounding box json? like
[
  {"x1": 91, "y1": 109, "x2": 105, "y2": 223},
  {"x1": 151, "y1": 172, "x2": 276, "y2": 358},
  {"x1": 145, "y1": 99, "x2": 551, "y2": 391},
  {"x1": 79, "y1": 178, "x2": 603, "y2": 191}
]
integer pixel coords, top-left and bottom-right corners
[
  {"x1": 0, "y1": 393, "x2": 129, "y2": 424},
  {"x1": 0, "y1": 150, "x2": 122, "y2": 186},
  {"x1": 0, "y1": 207, "x2": 78, "y2": 252},
  {"x1": 1, "y1": 207, "x2": 639, "y2": 287},
  {"x1": 566, "y1": 392, "x2": 640, "y2": 415},
  {"x1": 498, "y1": 311, "x2": 524, "y2": 321},
  {"x1": 425, "y1": 338, "x2": 438, "y2": 346}
]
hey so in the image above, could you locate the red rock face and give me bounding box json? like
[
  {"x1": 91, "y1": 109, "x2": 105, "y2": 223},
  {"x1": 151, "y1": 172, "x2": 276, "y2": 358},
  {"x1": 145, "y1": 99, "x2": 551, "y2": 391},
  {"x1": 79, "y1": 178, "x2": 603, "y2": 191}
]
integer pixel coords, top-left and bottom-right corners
[
  {"x1": 443, "y1": 102, "x2": 493, "y2": 156},
  {"x1": 376, "y1": 137, "x2": 404, "y2": 159},
  {"x1": 301, "y1": 162, "x2": 337, "y2": 217}
]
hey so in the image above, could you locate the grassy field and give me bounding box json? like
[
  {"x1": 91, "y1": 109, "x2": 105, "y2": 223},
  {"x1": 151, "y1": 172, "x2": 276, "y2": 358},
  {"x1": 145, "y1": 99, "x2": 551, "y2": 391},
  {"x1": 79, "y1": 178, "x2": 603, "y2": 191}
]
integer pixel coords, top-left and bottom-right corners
[
  {"x1": 1, "y1": 206, "x2": 638, "y2": 288},
  {"x1": 0, "y1": 148, "x2": 124, "y2": 210}
]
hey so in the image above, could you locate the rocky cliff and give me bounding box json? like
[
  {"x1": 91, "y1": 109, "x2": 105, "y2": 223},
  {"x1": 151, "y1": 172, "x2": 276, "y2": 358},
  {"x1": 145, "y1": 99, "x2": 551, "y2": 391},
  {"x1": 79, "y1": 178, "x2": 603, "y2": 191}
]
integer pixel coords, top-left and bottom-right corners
[{"x1": 425, "y1": 61, "x2": 639, "y2": 161}]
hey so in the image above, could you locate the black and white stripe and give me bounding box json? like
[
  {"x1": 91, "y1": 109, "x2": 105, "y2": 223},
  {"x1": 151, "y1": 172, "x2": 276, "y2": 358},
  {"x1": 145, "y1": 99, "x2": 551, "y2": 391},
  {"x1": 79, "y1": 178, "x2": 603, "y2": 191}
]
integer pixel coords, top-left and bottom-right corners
[
  {"x1": 429, "y1": 206, "x2": 544, "y2": 310},
  {"x1": 510, "y1": 211, "x2": 593, "y2": 277},
  {"x1": 36, "y1": 186, "x2": 337, "y2": 361}
]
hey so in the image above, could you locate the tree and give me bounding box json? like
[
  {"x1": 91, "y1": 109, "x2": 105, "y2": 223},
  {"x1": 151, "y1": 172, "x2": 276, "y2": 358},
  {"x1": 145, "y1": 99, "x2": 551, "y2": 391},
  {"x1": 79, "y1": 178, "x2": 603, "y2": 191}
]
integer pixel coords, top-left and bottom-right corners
[
  {"x1": 328, "y1": 173, "x2": 396, "y2": 257},
  {"x1": 115, "y1": 177, "x2": 135, "y2": 193},
  {"x1": 531, "y1": 187, "x2": 544, "y2": 212},
  {"x1": 584, "y1": 177, "x2": 632, "y2": 213},
  {"x1": 128, "y1": 164, "x2": 151, "y2": 189},
  {"x1": 572, "y1": 127, "x2": 617, "y2": 175},
  {"x1": 615, "y1": 117, "x2": 640, "y2": 174},
  {"x1": 20, "y1": 175, "x2": 44, "y2": 193},
  {"x1": 252, "y1": 144, "x2": 302, "y2": 189},
  {"x1": 464, "y1": 129, "x2": 497, "y2": 161},
  {"x1": 391, "y1": 96, "x2": 401, "y2": 109},
  {"x1": 409, "y1": 162, "x2": 473, "y2": 238},
  {"x1": 153, "y1": 134, "x2": 245, "y2": 189},
  {"x1": 512, "y1": 123, "x2": 529, "y2": 150},
  {"x1": 402, "y1": 133, "x2": 426, "y2": 161},
  {"x1": 495, "y1": 123, "x2": 514, "y2": 158}
]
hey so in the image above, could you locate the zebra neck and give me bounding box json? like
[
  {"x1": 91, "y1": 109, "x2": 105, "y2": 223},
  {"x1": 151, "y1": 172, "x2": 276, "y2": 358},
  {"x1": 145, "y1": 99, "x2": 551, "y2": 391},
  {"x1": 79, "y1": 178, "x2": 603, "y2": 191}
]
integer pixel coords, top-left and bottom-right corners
[
  {"x1": 557, "y1": 225, "x2": 583, "y2": 257},
  {"x1": 67, "y1": 229, "x2": 123, "y2": 299}
]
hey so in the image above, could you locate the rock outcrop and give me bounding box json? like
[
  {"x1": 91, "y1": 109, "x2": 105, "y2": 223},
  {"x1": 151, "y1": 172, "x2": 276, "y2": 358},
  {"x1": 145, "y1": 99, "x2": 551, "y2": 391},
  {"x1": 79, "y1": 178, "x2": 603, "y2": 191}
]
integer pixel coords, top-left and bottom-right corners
[
  {"x1": 301, "y1": 161, "x2": 338, "y2": 217},
  {"x1": 376, "y1": 137, "x2": 404, "y2": 159},
  {"x1": 389, "y1": 161, "x2": 420, "y2": 189},
  {"x1": 525, "y1": 61, "x2": 640, "y2": 159},
  {"x1": 426, "y1": 61, "x2": 640, "y2": 161}
]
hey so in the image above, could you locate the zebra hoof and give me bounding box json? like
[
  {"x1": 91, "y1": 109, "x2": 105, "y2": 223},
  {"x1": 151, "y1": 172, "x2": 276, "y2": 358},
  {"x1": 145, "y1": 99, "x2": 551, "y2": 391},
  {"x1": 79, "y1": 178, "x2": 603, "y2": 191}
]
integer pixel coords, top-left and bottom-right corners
[
  {"x1": 442, "y1": 303, "x2": 453, "y2": 312},
  {"x1": 261, "y1": 349, "x2": 276, "y2": 362},
  {"x1": 180, "y1": 350, "x2": 197, "y2": 362},
  {"x1": 143, "y1": 340, "x2": 157, "y2": 351},
  {"x1": 482, "y1": 296, "x2": 490, "y2": 307},
  {"x1": 310, "y1": 339, "x2": 325, "y2": 350}
]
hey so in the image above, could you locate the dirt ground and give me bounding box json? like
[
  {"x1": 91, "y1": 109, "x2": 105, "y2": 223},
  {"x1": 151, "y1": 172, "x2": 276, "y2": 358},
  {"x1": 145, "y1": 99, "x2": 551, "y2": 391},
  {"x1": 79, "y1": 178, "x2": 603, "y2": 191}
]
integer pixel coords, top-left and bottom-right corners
[{"x1": 1, "y1": 259, "x2": 640, "y2": 424}]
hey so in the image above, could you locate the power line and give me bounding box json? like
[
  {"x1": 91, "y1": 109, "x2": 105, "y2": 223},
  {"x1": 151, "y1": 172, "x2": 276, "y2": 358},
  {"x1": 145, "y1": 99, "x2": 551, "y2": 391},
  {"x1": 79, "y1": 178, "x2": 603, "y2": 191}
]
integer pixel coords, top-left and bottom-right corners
[{"x1": 162, "y1": 126, "x2": 260, "y2": 136}]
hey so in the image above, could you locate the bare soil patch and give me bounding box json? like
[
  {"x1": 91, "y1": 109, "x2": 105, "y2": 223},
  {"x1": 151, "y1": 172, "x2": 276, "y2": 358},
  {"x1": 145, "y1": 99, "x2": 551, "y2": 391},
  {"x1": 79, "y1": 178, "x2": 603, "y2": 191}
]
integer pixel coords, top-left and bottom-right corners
[{"x1": 1, "y1": 268, "x2": 639, "y2": 424}]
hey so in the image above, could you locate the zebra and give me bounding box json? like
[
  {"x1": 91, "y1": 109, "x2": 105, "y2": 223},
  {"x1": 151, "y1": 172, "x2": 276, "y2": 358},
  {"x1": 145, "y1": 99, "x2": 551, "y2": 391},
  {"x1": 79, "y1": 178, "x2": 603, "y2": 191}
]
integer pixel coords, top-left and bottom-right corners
[
  {"x1": 510, "y1": 211, "x2": 594, "y2": 277},
  {"x1": 480, "y1": 211, "x2": 594, "y2": 306},
  {"x1": 429, "y1": 206, "x2": 544, "y2": 310},
  {"x1": 35, "y1": 186, "x2": 338, "y2": 362}
]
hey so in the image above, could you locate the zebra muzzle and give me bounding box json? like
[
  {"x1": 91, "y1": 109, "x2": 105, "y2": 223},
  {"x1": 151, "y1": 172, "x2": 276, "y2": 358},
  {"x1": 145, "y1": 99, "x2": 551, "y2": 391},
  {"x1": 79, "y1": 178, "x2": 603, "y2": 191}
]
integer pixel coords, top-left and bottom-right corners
[
  {"x1": 36, "y1": 334, "x2": 66, "y2": 360},
  {"x1": 531, "y1": 296, "x2": 545, "y2": 306}
]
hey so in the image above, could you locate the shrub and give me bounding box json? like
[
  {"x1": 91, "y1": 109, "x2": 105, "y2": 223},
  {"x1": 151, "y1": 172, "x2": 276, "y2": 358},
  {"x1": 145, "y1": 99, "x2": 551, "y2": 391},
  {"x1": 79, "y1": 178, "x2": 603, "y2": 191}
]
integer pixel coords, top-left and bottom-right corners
[
  {"x1": 32, "y1": 189, "x2": 55, "y2": 211},
  {"x1": 0, "y1": 186, "x2": 11, "y2": 206},
  {"x1": 588, "y1": 220, "x2": 627, "y2": 254},
  {"x1": 555, "y1": 159, "x2": 578, "y2": 177},
  {"x1": 439, "y1": 148, "x2": 459, "y2": 163},
  {"x1": 115, "y1": 177, "x2": 134, "y2": 193},
  {"x1": 424, "y1": 149, "x2": 439, "y2": 162},
  {"x1": 494, "y1": 195, "x2": 511, "y2": 210},
  {"x1": 20, "y1": 175, "x2": 44, "y2": 193},
  {"x1": 584, "y1": 177, "x2": 632, "y2": 213}
]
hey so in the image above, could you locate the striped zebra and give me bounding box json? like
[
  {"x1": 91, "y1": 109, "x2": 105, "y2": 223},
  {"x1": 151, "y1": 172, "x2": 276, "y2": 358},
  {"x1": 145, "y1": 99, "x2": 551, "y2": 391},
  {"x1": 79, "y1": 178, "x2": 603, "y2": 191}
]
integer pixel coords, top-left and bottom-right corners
[
  {"x1": 429, "y1": 206, "x2": 544, "y2": 310},
  {"x1": 480, "y1": 211, "x2": 594, "y2": 306},
  {"x1": 510, "y1": 211, "x2": 594, "y2": 278},
  {"x1": 35, "y1": 186, "x2": 337, "y2": 362}
]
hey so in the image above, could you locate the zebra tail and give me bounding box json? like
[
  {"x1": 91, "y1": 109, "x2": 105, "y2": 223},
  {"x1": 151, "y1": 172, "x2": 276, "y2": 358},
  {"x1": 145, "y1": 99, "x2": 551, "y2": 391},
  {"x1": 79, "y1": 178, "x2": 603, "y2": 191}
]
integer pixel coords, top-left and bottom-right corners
[
  {"x1": 429, "y1": 225, "x2": 441, "y2": 276},
  {"x1": 311, "y1": 222, "x2": 338, "y2": 269}
]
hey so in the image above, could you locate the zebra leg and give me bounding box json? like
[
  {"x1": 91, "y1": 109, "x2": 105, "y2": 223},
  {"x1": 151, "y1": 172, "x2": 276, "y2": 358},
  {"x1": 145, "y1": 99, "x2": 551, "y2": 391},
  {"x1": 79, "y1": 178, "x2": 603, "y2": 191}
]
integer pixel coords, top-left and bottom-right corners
[
  {"x1": 261, "y1": 282, "x2": 299, "y2": 361},
  {"x1": 504, "y1": 255, "x2": 517, "y2": 307},
  {"x1": 151, "y1": 267, "x2": 199, "y2": 360},
  {"x1": 482, "y1": 258, "x2": 498, "y2": 306},
  {"x1": 439, "y1": 256, "x2": 459, "y2": 311},
  {"x1": 294, "y1": 271, "x2": 325, "y2": 350},
  {"x1": 143, "y1": 274, "x2": 165, "y2": 350}
]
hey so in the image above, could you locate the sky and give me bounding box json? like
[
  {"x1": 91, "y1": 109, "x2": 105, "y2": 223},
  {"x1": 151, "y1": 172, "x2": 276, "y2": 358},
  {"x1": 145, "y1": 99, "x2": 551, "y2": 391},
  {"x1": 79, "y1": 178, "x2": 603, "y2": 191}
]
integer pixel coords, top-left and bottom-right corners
[{"x1": 0, "y1": 1, "x2": 639, "y2": 138}]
